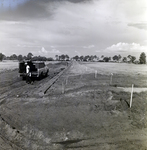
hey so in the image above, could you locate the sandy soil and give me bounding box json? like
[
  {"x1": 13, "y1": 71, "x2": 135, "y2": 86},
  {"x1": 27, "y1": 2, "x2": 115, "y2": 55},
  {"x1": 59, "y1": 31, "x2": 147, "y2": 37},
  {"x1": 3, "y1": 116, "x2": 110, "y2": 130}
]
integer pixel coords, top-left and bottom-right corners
[{"x1": 0, "y1": 61, "x2": 147, "y2": 150}]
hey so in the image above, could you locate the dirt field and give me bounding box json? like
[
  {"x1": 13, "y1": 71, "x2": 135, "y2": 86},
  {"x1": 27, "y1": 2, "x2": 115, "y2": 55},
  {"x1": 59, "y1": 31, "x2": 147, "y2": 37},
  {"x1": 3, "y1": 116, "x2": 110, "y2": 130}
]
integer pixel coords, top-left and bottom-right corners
[{"x1": 0, "y1": 61, "x2": 147, "y2": 150}]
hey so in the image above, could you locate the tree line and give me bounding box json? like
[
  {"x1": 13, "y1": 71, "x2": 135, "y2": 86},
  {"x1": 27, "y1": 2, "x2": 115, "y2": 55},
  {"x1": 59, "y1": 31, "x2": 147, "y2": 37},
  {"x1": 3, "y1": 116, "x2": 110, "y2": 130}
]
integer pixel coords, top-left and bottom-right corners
[
  {"x1": 0, "y1": 53, "x2": 70, "y2": 62},
  {"x1": 71, "y1": 52, "x2": 146, "y2": 64},
  {"x1": 0, "y1": 52, "x2": 146, "y2": 64},
  {"x1": 0, "y1": 53, "x2": 54, "y2": 62}
]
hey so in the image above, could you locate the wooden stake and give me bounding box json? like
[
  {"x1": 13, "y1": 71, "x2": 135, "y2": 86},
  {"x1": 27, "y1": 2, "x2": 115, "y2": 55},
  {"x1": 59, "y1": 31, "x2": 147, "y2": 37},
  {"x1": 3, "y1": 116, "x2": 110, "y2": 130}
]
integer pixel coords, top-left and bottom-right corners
[
  {"x1": 130, "y1": 84, "x2": 134, "y2": 108},
  {"x1": 95, "y1": 70, "x2": 97, "y2": 78},
  {"x1": 62, "y1": 82, "x2": 65, "y2": 94},
  {"x1": 110, "y1": 73, "x2": 113, "y2": 85},
  {"x1": 66, "y1": 77, "x2": 68, "y2": 85}
]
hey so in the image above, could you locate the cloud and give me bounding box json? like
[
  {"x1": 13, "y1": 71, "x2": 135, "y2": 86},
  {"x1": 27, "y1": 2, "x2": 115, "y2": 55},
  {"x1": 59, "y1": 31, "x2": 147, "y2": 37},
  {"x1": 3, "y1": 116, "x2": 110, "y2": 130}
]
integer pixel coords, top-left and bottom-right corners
[
  {"x1": 105, "y1": 42, "x2": 147, "y2": 53},
  {"x1": 128, "y1": 23, "x2": 147, "y2": 30},
  {"x1": 83, "y1": 45, "x2": 95, "y2": 49},
  {"x1": 0, "y1": 0, "x2": 53, "y2": 20},
  {"x1": 49, "y1": 49, "x2": 61, "y2": 54},
  {"x1": 39, "y1": 47, "x2": 60, "y2": 54},
  {"x1": 0, "y1": 0, "x2": 147, "y2": 58},
  {"x1": 17, "y1": 44, "x2": 40, "y2": 48},
  {"x1": 75, "y1": 50, "x2": 81, "y2": 56},
  {"x1": 39, "y1": 47, "x2": 48, "y2": 54},
  {"x1": 0, "y1": 0, "x2": 93, "y2": 21}
]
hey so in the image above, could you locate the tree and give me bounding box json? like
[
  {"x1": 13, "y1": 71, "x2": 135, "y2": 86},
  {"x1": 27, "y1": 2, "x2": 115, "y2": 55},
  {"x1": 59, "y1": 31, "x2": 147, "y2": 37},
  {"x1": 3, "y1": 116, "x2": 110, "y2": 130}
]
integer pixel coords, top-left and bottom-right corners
[
  {"x1": 55, "y1": 55, "x2": 59, "y2": 61},
  {"x1": 122, "y1": 57, "x2": 127, "y2": 62},
  {"x1": 60, "y1": 54, "x2": 66, "y2": 61},
  {"x1": 83, "y1": 55, "x2": 90, "y2": 61},
  {"x1": 118, "y1": 54, "x2": 122, "y2": 61},
  {"x1": 47, "y1": 57, "x2": 54, "y2": 61},
  {"x1": 0, "y1": 53, "x2": 4, "y2": 61},
  {"x1": 18, "y1": 55, "x2": 23, "y2": 61},
  {"x1": 23, "y1": 56, "x2": 27, "y2": 60},
  {"x1": 80, "y1": 56, "x2": 84, "y2": 61},
  {"x1": 112, "y1": 55, "x2": 119, "y2": 61},
  {"x1": 27, "y1": 53, "x2": 33, "y2": 60},
  {"x1": 103, "y1": 57, "x2": 110, "y2": 62},
  {"x1": 93, "y1": 55, "x2": 98, "y2": 61},
  {"x1": 139, "y1": 52, "x2": 146, "y2": 64},
  {"x1": 127, "y1": 55, "x2": 136, "y2": 63},
  {"x1": 89, "y1": 55, "x2": 94, "y2": 61},
  {"x1": 65, "y1": 55, "x2": 69, "y2": 61},
  {"x1": 101, "y1": 55, "x2": 104, "y2": 59},
  {"x1": 10, "y1": 54, "x2": 17, "y2": 60},
  {"x1": 73, "y1": 55, "x2": 79, "y2": 61},
  {"x1": 127, "y1": 55, "x2": 132, "y2": 61},
  {"x1": 32, "y1": 56, "x2": 48, "y2": 61},
  {"x1": 131, "y1": 56, "x2": 136, "y2": 63}
]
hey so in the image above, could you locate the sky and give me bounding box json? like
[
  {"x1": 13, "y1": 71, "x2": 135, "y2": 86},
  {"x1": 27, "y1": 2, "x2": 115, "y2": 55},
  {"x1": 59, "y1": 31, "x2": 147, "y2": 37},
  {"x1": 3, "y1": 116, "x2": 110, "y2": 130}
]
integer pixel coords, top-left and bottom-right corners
[{"x1": 0, "y1": 0, "x2": 147, "y2": 59}]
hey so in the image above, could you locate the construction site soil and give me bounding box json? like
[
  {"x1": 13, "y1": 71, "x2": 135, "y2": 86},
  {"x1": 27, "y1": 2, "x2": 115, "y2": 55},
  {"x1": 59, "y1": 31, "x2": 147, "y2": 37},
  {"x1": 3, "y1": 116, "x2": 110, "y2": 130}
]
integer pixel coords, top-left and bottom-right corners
[{"x1": 0, "y1": 61, "x2": 147, "y2": 150}]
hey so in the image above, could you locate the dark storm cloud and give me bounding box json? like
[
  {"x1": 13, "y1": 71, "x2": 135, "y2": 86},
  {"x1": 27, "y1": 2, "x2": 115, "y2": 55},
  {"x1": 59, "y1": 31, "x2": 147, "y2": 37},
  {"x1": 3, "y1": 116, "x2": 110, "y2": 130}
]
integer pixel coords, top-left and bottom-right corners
[
  {"x1": 0, "y1": 0, "x2": 92, "y2": 21},
  {"x1": 0, "y1": 0, "x2": 51, "y2": 20},
  {"x1": 128, "y1": 23, "x2": 147, "y2": 30}
]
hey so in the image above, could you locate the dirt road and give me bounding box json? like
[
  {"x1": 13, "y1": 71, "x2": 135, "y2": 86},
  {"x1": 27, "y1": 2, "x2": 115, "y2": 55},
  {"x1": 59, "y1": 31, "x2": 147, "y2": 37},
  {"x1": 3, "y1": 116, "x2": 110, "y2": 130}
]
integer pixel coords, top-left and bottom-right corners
[{"x1": 0, "y1": 61, "x2": 147, "y2": 150}]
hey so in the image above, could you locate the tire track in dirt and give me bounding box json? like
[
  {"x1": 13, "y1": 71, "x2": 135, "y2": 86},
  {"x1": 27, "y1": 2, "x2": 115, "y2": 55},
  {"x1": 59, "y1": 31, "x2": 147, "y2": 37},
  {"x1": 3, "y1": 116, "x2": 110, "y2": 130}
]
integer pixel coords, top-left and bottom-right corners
[
  {"x1": 0, "y1": 62, "x2": 71, "y2": 101},
  {"x1": 65, "y1": 133, "x2": 147, "y2": 149},
  {"x1": 36, "y1": 62, "x2": 72, "y2": 95}
]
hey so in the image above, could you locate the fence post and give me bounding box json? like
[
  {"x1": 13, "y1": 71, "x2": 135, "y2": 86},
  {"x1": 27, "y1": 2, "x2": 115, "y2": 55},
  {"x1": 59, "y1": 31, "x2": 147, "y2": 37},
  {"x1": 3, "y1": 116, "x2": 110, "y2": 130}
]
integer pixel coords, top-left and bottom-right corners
[
  {"x1": 130, "y1": 84, "x2": 134, "y2": 108},
  {"x1": 95, "y1": 70, "x2": 97, "y2": 78},
  {"x1": 110, "y1": 73, "x2": 113, "y2": 85},
  {"x1": 66, "y1": 77, "x2": 68, "y2": 85},
  {"x1": 62, "y1": 82, "x2": 65, "y2": 94}
]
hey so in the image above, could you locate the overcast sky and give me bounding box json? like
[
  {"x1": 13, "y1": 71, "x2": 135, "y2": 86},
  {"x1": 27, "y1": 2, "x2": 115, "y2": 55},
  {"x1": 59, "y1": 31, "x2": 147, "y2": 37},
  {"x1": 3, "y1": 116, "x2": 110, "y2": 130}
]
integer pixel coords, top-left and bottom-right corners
[{"x1": 0, "y1": 0, "x2": 147, "y2": 58}]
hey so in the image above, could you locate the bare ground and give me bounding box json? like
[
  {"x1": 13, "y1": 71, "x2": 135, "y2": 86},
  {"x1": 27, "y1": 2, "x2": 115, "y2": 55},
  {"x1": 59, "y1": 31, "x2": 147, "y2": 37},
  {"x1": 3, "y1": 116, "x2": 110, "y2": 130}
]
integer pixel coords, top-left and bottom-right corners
[{"x1": 0, "y1": 61, "x2": 147, "y2": 150}]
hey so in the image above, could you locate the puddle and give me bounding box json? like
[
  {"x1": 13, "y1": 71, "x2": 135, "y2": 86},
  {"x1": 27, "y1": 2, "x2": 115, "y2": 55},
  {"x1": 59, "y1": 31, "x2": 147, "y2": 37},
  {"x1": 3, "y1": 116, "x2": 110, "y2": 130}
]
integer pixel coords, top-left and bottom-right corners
[{"x1": 117, "y1": 87, "x2": 147, "y2": 93}]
